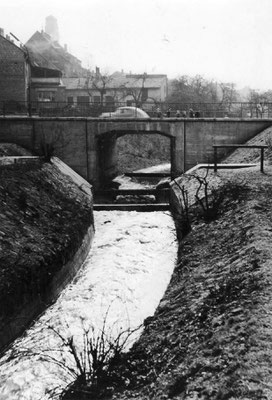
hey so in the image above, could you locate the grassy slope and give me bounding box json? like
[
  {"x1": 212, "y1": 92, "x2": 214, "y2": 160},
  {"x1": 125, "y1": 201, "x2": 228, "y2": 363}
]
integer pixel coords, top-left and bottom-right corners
[{"x1": 0, "y1": 145, "x2": 93, "y2": 330}]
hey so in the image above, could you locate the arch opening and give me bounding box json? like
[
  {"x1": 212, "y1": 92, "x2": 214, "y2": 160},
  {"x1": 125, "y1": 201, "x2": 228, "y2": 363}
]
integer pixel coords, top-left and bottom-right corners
[{"x1": 97, "y1": 130, "x2": 175, "y2": 188}]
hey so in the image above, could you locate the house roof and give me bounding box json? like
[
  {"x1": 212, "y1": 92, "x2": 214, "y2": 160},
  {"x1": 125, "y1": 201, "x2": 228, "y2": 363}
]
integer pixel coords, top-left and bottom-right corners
[
  {"x1": 26, "y1": 31, "x2": 81, "y2": 62},
  {"x1": 62, "y1": 73, "x2": 167, "y2": 91},
  {"x1": 25, "y1": 31, "x2": 84, "y2": 76},
  {"x1": 27, "y1": 47, "x2": 61, "y2": 71},
  {"x1": 0, "y1": 33, "x2": 27, "y2": 59}
]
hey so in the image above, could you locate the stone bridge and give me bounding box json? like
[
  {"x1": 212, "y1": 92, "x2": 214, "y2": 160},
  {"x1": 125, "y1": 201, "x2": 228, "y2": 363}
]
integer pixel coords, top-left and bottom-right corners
[{"x1": 0, "y1": 116, "x2": 271, "y2": 188}]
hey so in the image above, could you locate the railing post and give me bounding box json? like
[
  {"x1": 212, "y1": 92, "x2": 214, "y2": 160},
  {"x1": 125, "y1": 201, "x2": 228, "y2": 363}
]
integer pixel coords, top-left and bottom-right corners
[
  {"x1": 260, "y1": 148, "x2": 264, "y2": 173},
  {"x1": 214, "y1": 146, "x2": 217, "y2": 172}
]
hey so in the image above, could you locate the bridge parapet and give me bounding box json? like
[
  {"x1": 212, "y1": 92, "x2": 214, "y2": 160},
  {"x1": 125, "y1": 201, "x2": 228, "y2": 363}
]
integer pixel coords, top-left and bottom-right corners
[{"x1": 0, "y1": 116, "x2": 271, "y2": 188}]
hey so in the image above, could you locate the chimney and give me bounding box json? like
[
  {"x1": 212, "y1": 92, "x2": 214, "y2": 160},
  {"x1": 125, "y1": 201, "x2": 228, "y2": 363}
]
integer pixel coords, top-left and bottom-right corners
[
  {"x1": 0, "y1": 28, "x2": 4, "y2": 37},
  {"x1": 95, "y1": 66, "x2": 100, "y2": 77},
  {"x1": 6, "y1": 34, "x2": 10, "y2": 41}
]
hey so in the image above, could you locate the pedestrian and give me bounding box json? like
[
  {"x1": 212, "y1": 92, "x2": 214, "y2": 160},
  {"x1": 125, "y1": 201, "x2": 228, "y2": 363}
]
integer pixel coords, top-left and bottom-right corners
[
  {"x1": 195, "y1": 111, "x2": 200, "y2": 118},
  {"x1": 256, "y1": 103, "x2": 263, "y2": 118},
  {"x1": 175, "y1": 110, "x2": 181, "y2": 118},
  {"x1": 189, "y1": 108, "x2": 194, "y2": 118},
  {"x1": 156, "y1": 107, "x2": 162, "y2": 118},
  {"x1": 166, "y1": 108, "x2": 171, "y2": 118}
]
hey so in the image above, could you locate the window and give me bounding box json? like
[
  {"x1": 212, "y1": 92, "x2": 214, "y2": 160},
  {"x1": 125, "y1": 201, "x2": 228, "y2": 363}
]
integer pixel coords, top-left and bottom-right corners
[
  {"x1": 105, "y1": 96, "x2": 114, "y2": 104},
  {"x1": 77, "y1": 96, "x2": 89, "y2": 104},
  {"x1": 141, "y1": 88, "x2": 148, "y2": 102},
  {"x1": 37, "y1": 91, "x2": 55, "y2": 102},
  {"x1": 93, "y1": 96, "x2": 101, "y2": 103},
  {"x1": 67, "y1": 96, "x2": 74, "y2": 104}
]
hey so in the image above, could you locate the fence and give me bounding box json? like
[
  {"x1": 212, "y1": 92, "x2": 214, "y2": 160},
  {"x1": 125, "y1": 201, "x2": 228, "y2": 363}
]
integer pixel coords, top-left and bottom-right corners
[{"x1": 0, "y1": 100, "x2": 272, "y2": 119}]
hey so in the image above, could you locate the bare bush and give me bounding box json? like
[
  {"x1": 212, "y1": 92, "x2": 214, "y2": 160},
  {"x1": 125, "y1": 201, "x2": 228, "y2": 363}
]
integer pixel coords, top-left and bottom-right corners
[
  {"x1": 4, "y1": 310, "x2": 141, "y2": 399},
  {"x1": 173, "y1": 178, "x2": 191, "y2": 239},
  {"x1": 193, "y1": 170, "x2": 248, "y2": 222}
]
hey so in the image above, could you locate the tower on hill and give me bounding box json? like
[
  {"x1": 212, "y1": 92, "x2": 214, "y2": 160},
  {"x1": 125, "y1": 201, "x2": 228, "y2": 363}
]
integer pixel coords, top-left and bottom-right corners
[{"x1": 45, "y1": 15, "x2": 59, "y2": 42}]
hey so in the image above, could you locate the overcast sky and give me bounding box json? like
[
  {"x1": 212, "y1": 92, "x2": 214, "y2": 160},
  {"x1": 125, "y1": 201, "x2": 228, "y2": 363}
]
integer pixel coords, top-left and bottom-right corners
[{"x1": 1, "y1": 0, "x2": 272, "y2": 90}]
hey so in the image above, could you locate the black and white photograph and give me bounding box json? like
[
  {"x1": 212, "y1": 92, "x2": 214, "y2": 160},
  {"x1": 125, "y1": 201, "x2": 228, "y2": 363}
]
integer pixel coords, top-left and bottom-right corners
[{"x1": 1, "y1": 0, "x2": 272, "y2": 399}]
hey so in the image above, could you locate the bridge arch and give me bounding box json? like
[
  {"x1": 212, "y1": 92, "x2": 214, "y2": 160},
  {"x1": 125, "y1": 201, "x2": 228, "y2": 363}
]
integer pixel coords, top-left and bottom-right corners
[{"x1": 96, "y1": 129, "x2": 176, "y2": 187}]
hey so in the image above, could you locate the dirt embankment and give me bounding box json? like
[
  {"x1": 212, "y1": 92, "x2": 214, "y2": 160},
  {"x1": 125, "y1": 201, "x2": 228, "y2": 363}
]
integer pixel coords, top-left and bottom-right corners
[
  {"x1": 109, "y1": 168, "x2": 272, "y2": 400},
  {"x1": 0, "y1": 144, "x2": 93, "y2": 347},
  {"x1": 99, "y1": 128, "x2": 272, "y2": 400}
]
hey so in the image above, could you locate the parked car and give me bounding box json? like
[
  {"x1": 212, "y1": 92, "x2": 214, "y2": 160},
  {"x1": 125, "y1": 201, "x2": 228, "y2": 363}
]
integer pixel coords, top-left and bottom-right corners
[{"x1": 99, "y1": 106, "x2": 150, "y2": 119}]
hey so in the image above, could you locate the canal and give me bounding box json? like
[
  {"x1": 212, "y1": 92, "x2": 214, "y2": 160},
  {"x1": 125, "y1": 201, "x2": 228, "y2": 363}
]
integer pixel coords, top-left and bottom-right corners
[{"x1": 0, "y1": 207, "x2": 177, "y2": 399}]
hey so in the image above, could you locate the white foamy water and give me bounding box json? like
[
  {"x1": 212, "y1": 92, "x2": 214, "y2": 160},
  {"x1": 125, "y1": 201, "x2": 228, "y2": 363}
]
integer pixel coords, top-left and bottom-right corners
[{"x1": 0, "y1": 210, "x2": 177, "y2": 399}]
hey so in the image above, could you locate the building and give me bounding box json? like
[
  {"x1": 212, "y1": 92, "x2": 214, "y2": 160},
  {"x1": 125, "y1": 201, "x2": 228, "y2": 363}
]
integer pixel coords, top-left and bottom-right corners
[
  {"x1": 0, "y1": 27, "x2": 65, "y2": 113},
  {"x1": 0, "y1": 15, "x2": 168, "y2": 116},
  {"x1": 27, "y1": 47, "x2": 65, "y2": 106},
  {"x1": 62, "y1": 68, "x2": 168, "y2": 112},
  {"x1": 25, "y1": 30, "x2": 87, "y2": 78},
  {"x1": 0, "y1": 29, "x2": 30, "y2": 112}
]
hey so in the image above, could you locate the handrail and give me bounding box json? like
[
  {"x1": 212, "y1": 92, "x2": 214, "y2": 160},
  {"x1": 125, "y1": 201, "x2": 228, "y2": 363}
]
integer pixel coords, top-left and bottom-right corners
[
  {"x1": 213, "y1": 144, "x2": 268, "y2": 173},
  {"x1": 1, "y1": 100, "x2": 272, "y2": 118}
]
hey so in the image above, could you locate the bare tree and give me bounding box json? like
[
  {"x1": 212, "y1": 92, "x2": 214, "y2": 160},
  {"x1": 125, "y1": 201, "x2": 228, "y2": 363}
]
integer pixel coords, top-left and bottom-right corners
[
  {"x1": 85, "y1": 68, "x2": 114, "y2": 106},
  {"x1": 218, "y1": 82, "x2": 238, "y2": 115},
  {"x1": 119, "y1": 73, "x2": 150, "y2": 107}
]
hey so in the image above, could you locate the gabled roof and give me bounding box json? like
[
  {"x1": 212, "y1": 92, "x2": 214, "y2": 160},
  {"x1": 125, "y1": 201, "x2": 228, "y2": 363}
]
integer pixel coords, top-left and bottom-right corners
[
  {"x1": 62, "y1": 73, "x2": 167, "y2": 90},
  {"x1": 26, "y1": 31, "x2": 82, "y2": 64},
  {"x1": 27, "y1": 47, "x2": 61, "y2": 72},
  {"x1": 0, "y1": 33, "x2": 27, "y2": 59}
]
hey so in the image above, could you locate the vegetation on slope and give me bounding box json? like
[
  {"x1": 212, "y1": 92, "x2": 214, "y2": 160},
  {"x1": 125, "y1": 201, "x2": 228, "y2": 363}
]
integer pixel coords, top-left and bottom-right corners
[{"x1": 0, "y1": 145, "x2": 93, "y2": 337}]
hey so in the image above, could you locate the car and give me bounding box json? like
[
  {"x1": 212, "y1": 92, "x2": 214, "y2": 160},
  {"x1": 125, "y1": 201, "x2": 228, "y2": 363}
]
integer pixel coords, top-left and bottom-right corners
[{"x1": 99, "y1": 106, "x2": 150, "y2": 119}]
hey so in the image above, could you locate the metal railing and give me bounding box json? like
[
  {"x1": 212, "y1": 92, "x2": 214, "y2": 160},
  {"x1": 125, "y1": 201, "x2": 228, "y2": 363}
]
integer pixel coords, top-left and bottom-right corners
[{"x1": 0, "y1": 100, "x2": 272, "y2": 119}]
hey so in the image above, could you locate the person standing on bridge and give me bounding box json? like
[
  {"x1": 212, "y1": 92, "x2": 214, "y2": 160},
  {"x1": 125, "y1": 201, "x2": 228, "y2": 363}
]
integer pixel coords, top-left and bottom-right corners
[{"x1": 156, "y1": 107, "x2": 162, "y2": 118}]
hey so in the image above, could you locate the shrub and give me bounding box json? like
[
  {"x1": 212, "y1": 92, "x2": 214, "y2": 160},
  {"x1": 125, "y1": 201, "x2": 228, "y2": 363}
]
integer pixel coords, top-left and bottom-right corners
[
  {"x1": 193, "y1": 170, "x2": 248, "y2": 222},
  {"x1": 7, "y1": 310, "x2": 141, "y2": 399},
  {"x1": 173, "y1": 178, "x2": 191, "y2": 239}
]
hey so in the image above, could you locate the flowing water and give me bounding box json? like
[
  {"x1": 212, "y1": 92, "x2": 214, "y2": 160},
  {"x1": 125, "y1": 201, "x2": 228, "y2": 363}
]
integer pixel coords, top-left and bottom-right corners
[{"x1": 0, "y1": 209, "x2": 177, "y2": 399}]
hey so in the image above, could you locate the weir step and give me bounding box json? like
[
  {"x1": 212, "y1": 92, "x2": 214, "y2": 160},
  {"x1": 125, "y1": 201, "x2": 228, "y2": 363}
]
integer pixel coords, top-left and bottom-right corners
[
  {"x1": 93, "y1": 203, "x2": 170, "y2": 211},
  {"x1": 125, "y1": 172, "x2": 170, "y2": 178},
  {"x1": 94, "y1": 188, "x2": 170, "y2": 196}
]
